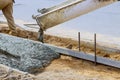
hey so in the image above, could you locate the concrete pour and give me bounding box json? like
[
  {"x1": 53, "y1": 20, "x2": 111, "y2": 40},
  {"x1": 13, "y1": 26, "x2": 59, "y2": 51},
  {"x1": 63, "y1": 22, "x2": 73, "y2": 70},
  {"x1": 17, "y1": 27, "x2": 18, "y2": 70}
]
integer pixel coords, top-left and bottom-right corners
[{"x1": 0, "y1": 33, "x2": 60, "y2": 73}]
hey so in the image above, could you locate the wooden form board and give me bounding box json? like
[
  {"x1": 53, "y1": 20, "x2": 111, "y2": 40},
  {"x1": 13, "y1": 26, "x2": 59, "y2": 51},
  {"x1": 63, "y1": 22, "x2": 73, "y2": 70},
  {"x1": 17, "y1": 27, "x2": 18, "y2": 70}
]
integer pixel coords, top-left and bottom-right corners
[{"x1": 45, "y1": 43, "x2": 120, "y2": 68}]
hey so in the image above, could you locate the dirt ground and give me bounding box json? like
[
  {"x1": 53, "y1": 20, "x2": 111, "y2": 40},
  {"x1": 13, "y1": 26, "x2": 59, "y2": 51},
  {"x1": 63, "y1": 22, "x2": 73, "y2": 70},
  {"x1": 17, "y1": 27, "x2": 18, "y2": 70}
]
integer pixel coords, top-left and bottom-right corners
[{"x1": 0, "y1": 25, "x2": 120, "y2": 80}]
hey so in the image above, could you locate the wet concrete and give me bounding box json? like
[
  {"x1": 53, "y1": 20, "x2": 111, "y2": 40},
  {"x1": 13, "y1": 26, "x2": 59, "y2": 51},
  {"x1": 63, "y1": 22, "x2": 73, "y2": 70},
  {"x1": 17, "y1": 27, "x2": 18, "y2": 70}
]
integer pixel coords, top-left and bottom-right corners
[{"x1": 0, "y1": 33, "x2": 60, "y2": 73}]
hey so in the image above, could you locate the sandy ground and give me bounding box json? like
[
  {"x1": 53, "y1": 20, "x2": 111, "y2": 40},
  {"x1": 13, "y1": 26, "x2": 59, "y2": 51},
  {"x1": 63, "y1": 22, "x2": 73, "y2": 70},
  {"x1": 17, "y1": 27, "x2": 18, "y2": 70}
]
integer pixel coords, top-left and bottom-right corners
[
  {"x1": 0, "y1": 64, "x2": 35, "y2": 80},
  {"x1": 36, "y1": 55, "x2": 120, "y2": 80},
  {"x1": 0, "y1": 24, "x2": 120, "y2": 80}
]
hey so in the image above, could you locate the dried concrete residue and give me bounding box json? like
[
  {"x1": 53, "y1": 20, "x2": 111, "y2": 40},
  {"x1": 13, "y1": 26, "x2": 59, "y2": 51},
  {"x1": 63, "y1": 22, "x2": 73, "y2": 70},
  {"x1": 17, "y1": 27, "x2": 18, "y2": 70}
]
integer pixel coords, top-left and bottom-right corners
[{"x1": 0, "y1": 33, "x2": 60, "y2": 73}]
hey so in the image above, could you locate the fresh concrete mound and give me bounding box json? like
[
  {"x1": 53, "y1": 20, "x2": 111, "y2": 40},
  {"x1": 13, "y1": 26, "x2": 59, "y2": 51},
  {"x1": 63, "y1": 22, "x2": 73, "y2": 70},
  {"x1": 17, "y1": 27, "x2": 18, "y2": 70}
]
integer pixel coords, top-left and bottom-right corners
[{"x1": 0, "y1": 33, "x2": 60, "y2": 73}]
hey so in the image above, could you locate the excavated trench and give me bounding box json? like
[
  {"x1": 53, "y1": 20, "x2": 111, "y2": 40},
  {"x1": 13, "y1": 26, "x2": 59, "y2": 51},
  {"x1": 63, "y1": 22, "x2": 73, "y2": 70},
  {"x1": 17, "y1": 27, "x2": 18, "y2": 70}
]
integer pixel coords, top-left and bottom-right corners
[
  {"x1": 0, "y1": 26, "x2": 120, "y2": 80},
  {"x1": 0, "y1": 26, "x2": 120, "y2": 62}
]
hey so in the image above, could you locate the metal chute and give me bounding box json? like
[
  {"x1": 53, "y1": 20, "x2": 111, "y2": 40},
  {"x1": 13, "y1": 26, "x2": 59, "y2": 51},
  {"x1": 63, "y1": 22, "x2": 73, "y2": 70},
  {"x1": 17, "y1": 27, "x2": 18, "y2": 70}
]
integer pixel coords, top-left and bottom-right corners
[{"x1": 34, "y1": 0, "x2": 118, "y2": 42}]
